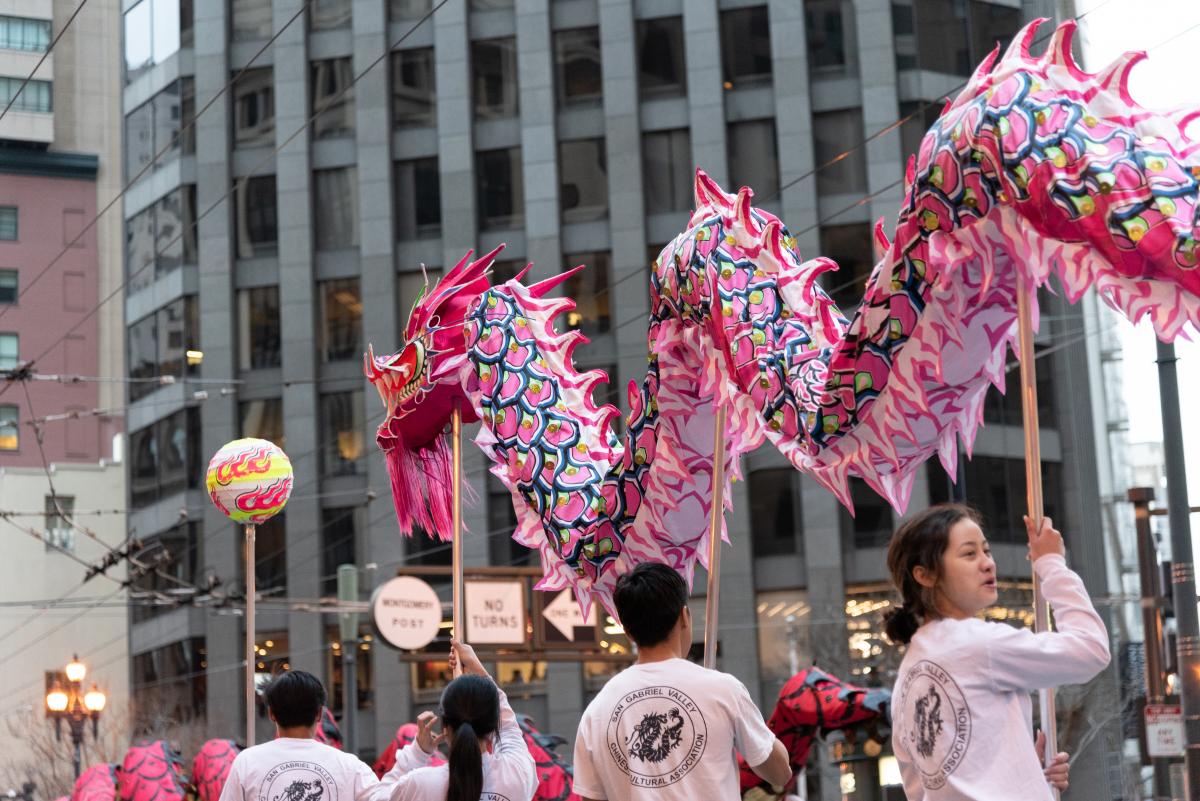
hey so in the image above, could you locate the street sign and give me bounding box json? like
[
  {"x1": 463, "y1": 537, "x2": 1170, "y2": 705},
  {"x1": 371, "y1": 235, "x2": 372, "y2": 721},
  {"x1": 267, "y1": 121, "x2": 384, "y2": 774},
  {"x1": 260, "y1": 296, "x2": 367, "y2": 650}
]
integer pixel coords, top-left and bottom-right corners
[
  {"x1": 371, "y1": 576, "x2": 442, "y2": 650},
  {"x1": 1146, "y1": 704, "x2": 1185, "y2": 758},
  {"x1": 465, "y1": 580, "x2": 527, "y2": 644},
  {"x1": 535, "y1": 588, "x2": 600, "y2": 647}
]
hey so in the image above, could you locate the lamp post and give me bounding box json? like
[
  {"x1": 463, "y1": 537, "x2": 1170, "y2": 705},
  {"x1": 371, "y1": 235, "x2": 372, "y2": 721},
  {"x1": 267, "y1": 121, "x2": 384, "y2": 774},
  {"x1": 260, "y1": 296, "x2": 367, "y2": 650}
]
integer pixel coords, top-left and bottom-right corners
[{"x1": 45, "y1": 654, "x2": 106, "y2": 780}]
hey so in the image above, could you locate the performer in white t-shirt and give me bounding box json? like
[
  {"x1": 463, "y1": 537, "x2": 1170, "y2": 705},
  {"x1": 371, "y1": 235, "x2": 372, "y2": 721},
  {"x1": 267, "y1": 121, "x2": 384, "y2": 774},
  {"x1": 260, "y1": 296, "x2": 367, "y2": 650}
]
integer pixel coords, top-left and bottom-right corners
[
  {"x1": 385, "y1": 638, "x2": 538, "y2": 801},
  {"x1": 884, "y1": 505, "x2": 1110, "y2": 800},
  {"x1": 217, "y1": 671, "x2": 436, "y2": 801},
  {"x1": 572, "y1": 562, "x2": 791, "y2": 800}
]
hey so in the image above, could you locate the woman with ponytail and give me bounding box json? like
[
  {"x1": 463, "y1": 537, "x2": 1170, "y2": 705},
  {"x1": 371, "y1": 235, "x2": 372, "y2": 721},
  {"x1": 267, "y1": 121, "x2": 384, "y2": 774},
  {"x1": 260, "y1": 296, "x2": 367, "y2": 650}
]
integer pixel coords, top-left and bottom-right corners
[
  {"x1": 885, "y1": 504, "x2": 1110, "y2": 800},
  {"x1": 387, "y1": 639, "x2": 537, "y2": 801}
]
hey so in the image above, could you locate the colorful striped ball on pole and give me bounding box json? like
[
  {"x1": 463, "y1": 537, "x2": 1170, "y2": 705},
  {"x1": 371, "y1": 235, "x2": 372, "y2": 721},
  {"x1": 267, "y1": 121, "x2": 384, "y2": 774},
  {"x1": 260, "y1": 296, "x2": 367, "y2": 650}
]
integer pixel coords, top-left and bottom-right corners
[{"x1": 205, "y1": 438, "x2": 293, "y2": 524}]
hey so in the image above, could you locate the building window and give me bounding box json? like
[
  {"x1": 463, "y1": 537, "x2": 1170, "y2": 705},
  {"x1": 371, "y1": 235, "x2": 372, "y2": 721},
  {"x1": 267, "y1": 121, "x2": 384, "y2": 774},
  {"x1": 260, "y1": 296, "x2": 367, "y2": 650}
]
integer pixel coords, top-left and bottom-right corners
[
  {"x1": 642, "y1": 129, "x2": 692, "y2": 214},
  {"x1": 321, "y1": 507, "x2": 361, "y2": 595},
  {"x1": 234, "y1": 175, "x2": 278, "y2": 259},
  {"x1": 126, "y1": 187, "x2": 197, "y2": 293},
  {"x1": 129, "y1": 408, "x2": 201, "y2": 507},
  {"x1": 983, "y1": 343, "x2": 1057, "y2": 428},
  {"x1": 233, "y1": 68, "x2": 274, "y2": 147},
  {"x1": 476, "y1": 147, "x2": 524, "y2": 231},
  {"x1": 806, "y1": 0, "x2": 848, "y2": 71},
  {"x1": 0, "y1": 16, "x2": 52, "y2": 52},
  {"x1": 389, "y1": 0, "x2": 432, "y2": 20},
  {"x1": 910, "y1": 0, "x2": 970, "y2": 75},
  {"x1": 488, "y1": 474, "x2": 532, "y2": 566},
  {"x1": 819, "y1": 224, "x2": 874, "y2": 312},
  {"x1": 813, "y1": 110, "x2": 867, "y2": 195},
  {"x1": 0, "y1": 77, "x2": 51, "y2": 113},
  {"x1": 240, "y1": 398, "x2": 284, "y2": 446},
  {"x1": 727, "y1": 120, "x2": 779, "y2": 200},
  {"x1": 561, "y1": 251, "x2": 610, "y2": 337},
  {"x1": 470, "y1": 0, "x2": 512, "y2": 8},
  {"x1": 130, "y1": 526, "x2": 198, "y2": 622},
  {"x1": 125, "y1": 79, "x2": 195, "y2": 182},
  {"x1": 395, "y1": 158, "x2": 441, "y2": 240},
  {"x1": 391, "y1": 48, "x2": 435, "y2": 127},
  {"x1": 231, "y1": 0, "x2": 273, "y2": 41},
  {"x1": 559, "y1": 138, "x2": 608, "y2": 224},
  {"x1": 749, "y1": 468, "x2": 799, "y2": 557},
  {"x1": 898, "y1": 101, "x2": 941, "y2": 166},
  {"x1": 127, "y1": 297, "x2": 200, "y2": 402},
  {"x1": 321, "y1": 391, "x2": 365, "y2": 477},
  {"x1": 757, "y1": 590, "x2": 810, "y2": 702},
  {"x1": 0, "y1": 207, "x2": 15, "y2": 240},
  {"x1": 253, "y1": 513, "x2": 288, "y2": 593},
  {"x1": 637, "y1": 17, "x2": 686, "y2": 98},
  {"x1": 311, "y1": 0, "x2": 351, "y2": 31},
  {"x1": 0, "y1": 405, "x2": 17, "y2": 450},
  {"x1": 319, "y1": 278, "x2": 363, "y2": 362},
  {"x1": 314, "y1": 168, "x2": 359, "y2": 251},
  {"x1": 0, "y1": 333, "x2": 17, "y2": 370},
  {"x1": 123, "y1": 0, "x2": 184, "y2": 83},
  {"x1": 472, "y1": 38, "x2": 518, "y2": 119},
  {"x1": 130, "y1": 638, "x2": 206, "y2": 726},
  {"x1": 962, "y1": 456, "x2": 1066, "y2": 546},
  {"x1": 968, "y1": 1, "x2": 1021, "y2": 68},
  {"x1": 554, "y1": 27, "x2": 602, "y2": 107},
  {"x1": 236, "y1": 286, "x2": 281, "y2": 369},
  {"x1": 0, "y1": 271, "x2": 15, "y2": 304},
  {"x1": 720, "y1": 7, "x2": 772, "y2": 87},
  {"x1": 312, "y1": 58, "x2": 356, "y2": 140},
  {"x1": 840, "y1": 478, "x2": 894, "y2": 548}
]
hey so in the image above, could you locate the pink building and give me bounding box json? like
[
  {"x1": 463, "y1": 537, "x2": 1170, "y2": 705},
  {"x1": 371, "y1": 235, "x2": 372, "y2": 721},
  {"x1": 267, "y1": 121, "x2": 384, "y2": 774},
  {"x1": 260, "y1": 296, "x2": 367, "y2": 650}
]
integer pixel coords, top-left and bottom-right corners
[{"x1": 0, "y1": 151, "x2": 117, "y2": 466}]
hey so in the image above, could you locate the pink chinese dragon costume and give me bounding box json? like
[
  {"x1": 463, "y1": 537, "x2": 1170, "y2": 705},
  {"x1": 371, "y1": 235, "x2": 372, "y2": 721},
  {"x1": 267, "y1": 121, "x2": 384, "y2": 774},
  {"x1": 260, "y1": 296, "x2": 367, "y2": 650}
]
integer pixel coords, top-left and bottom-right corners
[{"x1": 367, "y1": 19, "x2": 1200, "y2": 615}]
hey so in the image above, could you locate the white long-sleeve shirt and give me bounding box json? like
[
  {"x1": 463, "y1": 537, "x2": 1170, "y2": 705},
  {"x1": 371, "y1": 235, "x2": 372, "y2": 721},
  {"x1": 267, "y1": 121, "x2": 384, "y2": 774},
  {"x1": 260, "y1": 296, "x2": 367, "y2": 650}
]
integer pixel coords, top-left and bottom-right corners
[
  {"x1": 891, "y1": 554, "x2": 1110, "y2": 801},
  {"x1": 385, "y1": 688, "x2": 537, "y2": 801}
]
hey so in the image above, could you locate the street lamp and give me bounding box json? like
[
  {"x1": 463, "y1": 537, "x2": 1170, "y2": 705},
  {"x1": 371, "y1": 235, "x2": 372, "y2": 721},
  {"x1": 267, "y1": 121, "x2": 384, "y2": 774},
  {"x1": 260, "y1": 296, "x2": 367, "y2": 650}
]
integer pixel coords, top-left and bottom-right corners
[{"x1": 45, "y1": 655, "x2": 106, "y2": 780}]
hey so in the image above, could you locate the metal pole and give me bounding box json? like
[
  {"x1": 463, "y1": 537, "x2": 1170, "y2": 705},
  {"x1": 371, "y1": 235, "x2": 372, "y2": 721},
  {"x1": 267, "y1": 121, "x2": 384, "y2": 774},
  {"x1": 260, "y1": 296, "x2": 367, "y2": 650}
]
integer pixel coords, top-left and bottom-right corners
[
  {"x1": 451, "y1": 403, "x2": 464, "y2": 676},
  {"x1": 1131, "y1": 486, "x2": 1174, "y2": 799},
  {"x1": 337, "y1": 564, "x2": 360, "y2": 754},
  {"x1": 1155, "y1": 340, "x2": 1200, "y2": 798},
  {"x1": 1015, "y1": 278, "x2": 1058, "y2": 793},
  {"x1": 245, "y1": 523, "x2": 256, "y2": 747},
  {"x1": 72, "y1": 727, "x2": 81, "y2": 781},
  {"x1": 786, "y1": 614, "x2": 800, "y2": 676},
  {"x1": 703, "y1": 406, "x2": 727, "y2": 669}
]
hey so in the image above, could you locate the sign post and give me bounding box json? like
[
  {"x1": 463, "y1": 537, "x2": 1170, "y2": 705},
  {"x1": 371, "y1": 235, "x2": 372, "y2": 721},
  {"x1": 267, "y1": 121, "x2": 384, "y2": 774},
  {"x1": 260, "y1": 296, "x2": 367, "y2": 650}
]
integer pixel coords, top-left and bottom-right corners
[
  {"x1": 1146, "y1": 704, "x2": 1185, "y2": 759},
  {"x1": 464, "y1": 580, "x2": 527, "y2": 645},
  {"x1": 536, "y1": 588, "x2": 600, "y2": 647}
]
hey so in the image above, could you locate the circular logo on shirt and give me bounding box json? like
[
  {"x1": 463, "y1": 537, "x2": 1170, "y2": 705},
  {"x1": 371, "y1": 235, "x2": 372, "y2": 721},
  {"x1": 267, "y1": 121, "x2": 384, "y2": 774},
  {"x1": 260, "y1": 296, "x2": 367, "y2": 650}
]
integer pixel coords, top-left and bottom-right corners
[
  {"x1": 605, "y1": 686, "x2": 708, "y2": 787},
  {"x1": 259, "y1": 761, "x2": 338, "y2": 801},
  {"x1": 898, "y1": 660, "x2": 972, "y2": 790}
]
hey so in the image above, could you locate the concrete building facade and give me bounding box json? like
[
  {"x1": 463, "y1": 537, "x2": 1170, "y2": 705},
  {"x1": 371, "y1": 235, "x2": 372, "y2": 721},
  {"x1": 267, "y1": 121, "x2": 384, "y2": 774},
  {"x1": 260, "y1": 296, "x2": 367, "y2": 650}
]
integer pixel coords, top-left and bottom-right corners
[{"x1": 120, "y1": 0, "x2": 1132, "y2": 798}]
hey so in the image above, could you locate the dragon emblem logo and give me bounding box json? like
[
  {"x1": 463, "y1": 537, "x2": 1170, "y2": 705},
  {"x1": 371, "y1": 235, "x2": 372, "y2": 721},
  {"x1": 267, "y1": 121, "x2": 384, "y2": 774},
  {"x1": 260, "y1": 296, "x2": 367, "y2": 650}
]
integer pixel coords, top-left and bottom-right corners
[
  {"x1": 260, "y1": 762, "x2": 337, "y2": 801},
  {"x1": 626, "y1": 708, "x2": 685, "y2": 764},
  {"x1": 606, "y1": 687, "x2": 707, "y2": 787},
  {"x1": 273, "y1": 780, "x2": 325, "y2": 801},
  {"x1": 899, "y1": 661, "x2": 971, "y2": 791}
]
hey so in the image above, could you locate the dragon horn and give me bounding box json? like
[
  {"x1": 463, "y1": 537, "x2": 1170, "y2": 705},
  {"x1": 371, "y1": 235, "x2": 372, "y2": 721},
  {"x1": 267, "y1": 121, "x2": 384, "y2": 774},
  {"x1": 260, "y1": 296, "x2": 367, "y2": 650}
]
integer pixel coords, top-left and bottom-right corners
[
  {"x1": 364, "y1": 343, "x2": 378, "y2": 380},
  {"x1": 513, "y1": 262, "x2": 535, "y2": 283},
  {"x1": 735, "y1": 186, "x2": 759, "y2": 236},
  {"x1": 694, "y1": 168, "x2": 728, "y2": 210},
  {"x1": 1003, "y1": 18, "x2": 1047, "y2": 63}
]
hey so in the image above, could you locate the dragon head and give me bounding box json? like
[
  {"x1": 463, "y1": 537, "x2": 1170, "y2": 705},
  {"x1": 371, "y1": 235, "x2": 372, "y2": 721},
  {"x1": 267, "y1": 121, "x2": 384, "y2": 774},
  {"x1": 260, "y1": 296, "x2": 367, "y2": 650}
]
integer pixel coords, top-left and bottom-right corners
[{"x1": 365, "y1": 246, "x2": 506, "y2": 536}]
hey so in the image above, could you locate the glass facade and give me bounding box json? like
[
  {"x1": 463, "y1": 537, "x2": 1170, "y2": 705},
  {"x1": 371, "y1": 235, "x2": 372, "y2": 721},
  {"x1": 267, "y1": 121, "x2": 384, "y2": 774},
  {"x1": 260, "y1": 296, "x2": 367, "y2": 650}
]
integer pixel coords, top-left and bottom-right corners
[{"x1": 0, "y1": 16, "x2": 51, "y2": 52}]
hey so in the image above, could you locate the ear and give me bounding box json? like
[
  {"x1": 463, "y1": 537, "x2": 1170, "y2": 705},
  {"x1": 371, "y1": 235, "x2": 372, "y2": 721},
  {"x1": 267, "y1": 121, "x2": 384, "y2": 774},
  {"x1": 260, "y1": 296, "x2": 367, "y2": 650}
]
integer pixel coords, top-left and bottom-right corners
[{"x1": 912, "y1": 565, "x2": 937, "y2": 589}]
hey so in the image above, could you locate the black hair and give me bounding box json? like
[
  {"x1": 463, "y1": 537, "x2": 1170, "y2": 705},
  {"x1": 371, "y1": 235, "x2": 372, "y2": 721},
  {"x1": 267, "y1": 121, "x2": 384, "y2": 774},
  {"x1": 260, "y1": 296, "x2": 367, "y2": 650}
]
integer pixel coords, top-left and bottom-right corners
[
  {"x1": 440, "y1": 674, "x2": 500, "y2": 801},
  {"x1": 264, "y1": 670, "x2": 327, "y2": 729},
  {"x1": 883, "y1": 503, "x2": 982, "y2": 644},
  {"x1": 613, "y1": 562, "x2": 688, "y2": 647}
]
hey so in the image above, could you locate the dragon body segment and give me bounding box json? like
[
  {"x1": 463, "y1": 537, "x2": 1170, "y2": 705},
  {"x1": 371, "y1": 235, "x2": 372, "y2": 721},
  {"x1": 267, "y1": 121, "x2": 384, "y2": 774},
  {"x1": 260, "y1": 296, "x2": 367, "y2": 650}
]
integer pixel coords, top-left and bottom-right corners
[{"x1": 368, "y1": 19, "x2": 1200, "y2": 616}]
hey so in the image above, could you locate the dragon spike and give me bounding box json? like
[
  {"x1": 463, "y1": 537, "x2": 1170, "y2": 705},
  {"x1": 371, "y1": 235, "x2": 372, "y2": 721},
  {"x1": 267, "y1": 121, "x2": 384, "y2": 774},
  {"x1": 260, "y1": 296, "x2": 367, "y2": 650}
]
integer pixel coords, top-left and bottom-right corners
[
  {"x1": 469, "y1": 243, "x2": 507, "y2": 277},
  {"x1": 970, "y1": 43, "x2": 1001, "y2": 85},
  {"x1": 1004, "y1": 18, "x2": 1048, "y2": 64},
  {"x1": 364, "y1": 342, "x2": 378, "y2": 379},
  {"x1": 513, "y1": 261, "x2": 535, "y2": 283},
  {"x1": 694, "y1": 169, "x2": 730, "y2": 211},
  {"x1": 734, "y1": 186, "x2": 759, "y2": 236},
  {"x1": 1096, "y1": 50, "x2": 1148, "y2": 106},
  {"x1": 526, "y1": 264, "x2": 586, "y2": 299},
  {"x1": 873, "y1": 218, "x2": 891, "y2": 260},
  {"x1": 762, "y1": 220, "x2": 784, "y2": 257},
  {"x1": 1045, "y1": 20, "x2": 1087, "y2": 80}
]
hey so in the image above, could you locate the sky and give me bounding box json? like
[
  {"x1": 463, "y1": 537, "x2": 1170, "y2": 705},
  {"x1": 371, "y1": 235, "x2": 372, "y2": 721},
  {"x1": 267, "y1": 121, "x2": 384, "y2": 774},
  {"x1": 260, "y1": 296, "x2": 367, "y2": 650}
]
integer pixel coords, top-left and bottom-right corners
[{"x1": 1074, "y1": 0, "x2": 1200, "y2": 515}]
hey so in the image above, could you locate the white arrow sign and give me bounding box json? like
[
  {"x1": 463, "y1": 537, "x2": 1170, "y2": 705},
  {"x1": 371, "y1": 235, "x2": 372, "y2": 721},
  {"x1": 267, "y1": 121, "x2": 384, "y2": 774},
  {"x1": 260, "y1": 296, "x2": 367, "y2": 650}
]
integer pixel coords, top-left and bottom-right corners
[{"x1": 543, "y1": 589, "x2": 596, "y2": 641}]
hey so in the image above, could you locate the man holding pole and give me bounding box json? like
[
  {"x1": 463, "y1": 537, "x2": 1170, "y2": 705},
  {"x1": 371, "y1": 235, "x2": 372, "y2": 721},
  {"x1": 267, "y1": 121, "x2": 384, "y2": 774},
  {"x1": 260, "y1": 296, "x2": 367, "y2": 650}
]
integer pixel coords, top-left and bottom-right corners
[{"x1": 571, "y1": 563, "x2": 791, "y2": 800}]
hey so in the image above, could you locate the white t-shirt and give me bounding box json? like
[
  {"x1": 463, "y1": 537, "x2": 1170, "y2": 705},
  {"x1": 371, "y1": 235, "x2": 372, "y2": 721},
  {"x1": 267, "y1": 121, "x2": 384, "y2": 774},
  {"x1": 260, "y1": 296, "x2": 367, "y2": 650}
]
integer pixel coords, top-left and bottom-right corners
[
  {"x1": 572, "y1": 658, "x2": 777, "y2": 800},
  {"x1": 385, "y1": 688, "x2": 537, "y2": 801},
  {"x1": 891, "y1": 554, "x2": 1110, "y2": 801},
  {"x1": 217, "y1": 736, "x2": 430, "y2": 801}
]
